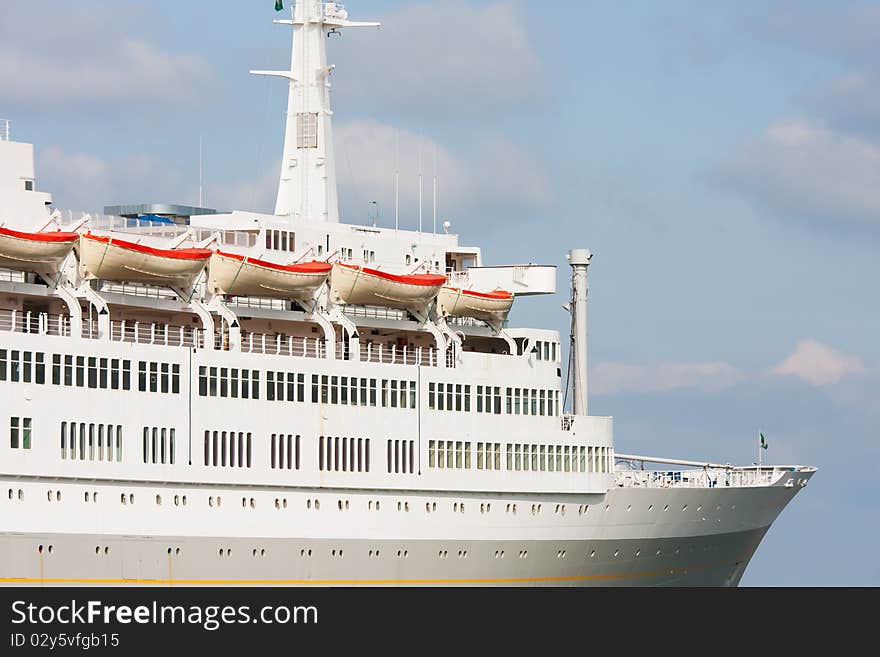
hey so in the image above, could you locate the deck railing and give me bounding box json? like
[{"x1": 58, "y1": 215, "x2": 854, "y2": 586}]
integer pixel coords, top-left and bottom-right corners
[
  {"x1": 615, "y1": 467, "x2": 781, "y2": 490},
  {"x1": 0, "y1": 308, "x2": 449, "y2": 367}
]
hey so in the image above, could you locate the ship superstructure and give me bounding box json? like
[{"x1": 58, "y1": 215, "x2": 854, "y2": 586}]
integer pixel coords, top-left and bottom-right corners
[{"x1": 0, "y1": 2, "x2": 814, "y2": 586}]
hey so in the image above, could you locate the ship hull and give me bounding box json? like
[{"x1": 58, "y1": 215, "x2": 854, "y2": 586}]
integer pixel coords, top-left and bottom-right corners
[{"x1": 0, "y1": 479, "x2": 808, "y2": 587}]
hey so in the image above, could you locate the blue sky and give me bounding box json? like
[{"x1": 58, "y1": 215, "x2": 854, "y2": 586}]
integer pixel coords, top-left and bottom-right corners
[{"x1": 3, "y1": 0, "x2": 878, "y2": 585}]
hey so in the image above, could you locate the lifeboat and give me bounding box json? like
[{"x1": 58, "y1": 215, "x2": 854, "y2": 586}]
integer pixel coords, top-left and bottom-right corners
[
  {"x1": 209, "y1": 251, "x2": 332, "y2": 300},
  {"x1": 438, "y1": 286, "x2": 514, "y2": 322},
  {"x1": 0, "y1": 227, "x2": 79, "y2": 273},
  {"x1": 330, "y1": 263, "x2": 446, "y2": 311},
  {"x1": 78, "y1": 233, "x2": 212, "y2": 288}
]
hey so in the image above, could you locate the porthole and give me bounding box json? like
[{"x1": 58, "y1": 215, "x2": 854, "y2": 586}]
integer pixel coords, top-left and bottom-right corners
[
  {"x1": 38, "y1": 545, "x2": 43, "y2": 554},
  {"x1": 84, "y1": 492, "x2": 90, "y2": 502},
  {"x1": 47, "y1": 491, "x2": 52, "y2": 502},
  {"x1": 174, "y1": 495, "x2": 180, "y2": 506},
  {"x1": 250, "y1": 498, "x2": 255, "y2": 508},
  {"x1": 613, "y1": 549, "x2": 620, "y2": 557},
  {"x1": 663, "y1": 504, "x2": 669, "y2": 511},
  {"x1": 48, "y1": 545, "x2": 53, "y2": 554},
  {"x1": 635, "y1": 549, "x2": 641, "y2": 557},
  {"x1": 156, "y1": 495, "x2": 162, "y2": 505},
  {"x1": 283, "y1": 499, "x2": 288, "y2": 509},
  {"x1": 648, "y1": 504, "x2": 653, "y2": 511},
  {"x1": 175, "y1": 548, "x2": 181, "y2": 555},
  {"x1": 605, "y1": 504, "x2": 610, "y2": 512},
  {"x1": 209, "y1": 497, "x2": 214, "y2": 508},
  {"x1": 626, "y1": 504, "x2": 632, "y2": 512},
  {"x1": 129, "y1": 494, "x2": 134, "y2": 504},
  {"x1": 168, "y1": 547, "x2": 173, "y2": 555},
  {"x1": 681, "y1": 504, "x2": 688, "y2": 511},
  {"x1": 656, "y1": 548, "x2": 662, "y2": 556},
  {"x1": 95, "y1": 546, "x2": 100, "y2": 555},
  {"x1": 589, "y1": 550, "x2": 596, "y2": 558},
  {"x1": 182, "y1": 495, "x2": 187, "y2": 506},
  {"x1": 104, "y1": 547, "x2": 109, "y2": 555}
]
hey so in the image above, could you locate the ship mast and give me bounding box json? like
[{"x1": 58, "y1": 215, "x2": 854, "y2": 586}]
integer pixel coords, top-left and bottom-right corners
[
  {"x1": 568, "y1": 249, "x2": 592, "y2": 416},
  {"x1": 252, "y1": 1, "x2": 379, "y2": 223}
]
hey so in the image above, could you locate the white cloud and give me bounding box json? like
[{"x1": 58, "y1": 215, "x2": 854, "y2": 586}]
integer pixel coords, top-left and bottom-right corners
[
  {"x1": 717, "y1": 118, "x2": 880, "y2": 228},
  {"x1": 334, "y1": 119, "x2": 553, "y2": 224},
  {"x1": 331, "y1": 1, "x2": 542, "y2": 117},
  {"x1": 37, "y1": 146, "x2": 197, "y2": 213},
  {"x1": 770, "y1": 339, "x2": 866, "y2": 387},
  {"x1": 0, "y1": 3, "x2": 218, "y2": 108},
  {"x1": 590, "y1": 361, "x2": 745, "y2": 396}
]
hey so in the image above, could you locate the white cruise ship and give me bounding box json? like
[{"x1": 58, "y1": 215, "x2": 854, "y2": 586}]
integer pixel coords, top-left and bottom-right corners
[{"x1": 0, "y1": 1, "x2": 814, "y2": 586}]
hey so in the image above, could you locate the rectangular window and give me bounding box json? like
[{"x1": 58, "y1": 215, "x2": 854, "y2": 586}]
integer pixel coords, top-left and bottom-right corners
[
  {"x1": 99, "y1": 357, "x2": 108, "y2": 389},
  {"x1": 231, "y1": 368, "x2": 239, "y2": 398},
  {"x1": 149, "y1": 362, "x2": 158, "y2": 393},
  {"x1": 60, "y1": 421, "x2": 67, "y2": 459},
  {"x1": 111, "y1": 358, "x2": 120, "y2": 390},
  {"x1": 172, "y1": 364, "x2": 180, "y2": 394},
  {"x1": 10, "y1": 350, "x2": 20, "y2": 382},
  {"x1": 428, "y1": 440, "x2": 436, "y2": 468},
  {"x1": 506, "y1": 388, "x2": 512, "y2": 414},
  {"x1": 87, "y1": 356, "x2": 97, "y2": 388},
  {"x1": 52, "y1": 354, "x2": 61, "y2": 385},
  {"x1": 138, "y1": 361, "x2": 147, "y2": 392},
  {"x1": 35, "y1": 353, "x2": 45, "y2": 385},
  {"x1": 76, "y1": 356, "x2": 84, "y2": 387},
  {"x1": 266, "y1": 371, "x2": 275, "y2": 401},
  {"x1": 10, "y1": 417, "x2": 20, "y2": 448},
  {"x1": 298, "y1": 373, "x2": 305, "y2": 402},
  {"x1": 0, "y1": 349, "x2": 6, "y2": 381},
  {"x1": 428, "y1": 382, "x2": 436, "y2": 410},
  {"x1": 312, "y1": 374, "x2": 319, "y2": 403},
  {"x1": 122, "y1": 360, "x2": 131, "y2": 390},
  {"x1": 116, "y1": 426, "x2": 123, "y2": 462},
  {"x1": 464, "y1": 385, "x2": 471, "y2": 412},
  {"x1": 199, "y1": 366, "x2": 207, "y2": 396},
  {"x1": 369, "y1": 379, "x2": 377, "y2": 406},
  {"x1": 251, "y1": 370, "x2": 259, "y2": 399}
]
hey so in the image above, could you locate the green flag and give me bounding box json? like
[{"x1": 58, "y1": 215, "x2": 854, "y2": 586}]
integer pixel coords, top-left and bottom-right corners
[
  {"x1": 275, "y1": 1, "x2": 284, "y2": 11},
  {"x1": 760, "y1": 432, "x2": 768, "y2": 450}
]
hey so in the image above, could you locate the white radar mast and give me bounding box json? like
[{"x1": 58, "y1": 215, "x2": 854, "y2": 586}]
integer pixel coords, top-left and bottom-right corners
[{"x1": 252, "y1": 1, "x2": 380, "y2": 222}]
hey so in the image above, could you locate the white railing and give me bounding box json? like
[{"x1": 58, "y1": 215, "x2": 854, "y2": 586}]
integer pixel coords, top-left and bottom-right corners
[
  {"x1": 360, "y1": 342, "x2": 438, "y2": 367},
  {"x1": 1, "y1": 119, "x2": 9, "y2": 142},
  {"x1": 229, "y1": 332, "x2": 327, "y2": 359},
  {"x1": 0, "y1": 309, "x2": 74, "y2": 337},
  {"x1": 342, "y1": 305, "x2": 409, "y2": 321},
  {"x1": 615, "y1": 467, "x2": 781, "y2": 490},
  {"x1": 0, "y1": 268, "x2": 26, "y2": 283},
  {"x1": 109, "y1": 320, "x2": 202, "y2": 349}
]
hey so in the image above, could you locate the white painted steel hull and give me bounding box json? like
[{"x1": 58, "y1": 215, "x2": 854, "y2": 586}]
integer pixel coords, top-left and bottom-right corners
[
  {"x1": 330, "y1": 264, "x2": 445, "y2": 311},
  {"x1": 209, "y1": 252, "x2": 330, "y2": 300},
  {"x1": 0, "y1": 477, "x2": 809, "y2": 586},
  {"x1": 78, "y1": 235, "x2": 209, "y2": 288},
  {"x1": 0, "y1": 230, "x2": 76, "y2": 273},
  {"x1": 438, "y1": 287, "x2": 514, "y2": 323}
]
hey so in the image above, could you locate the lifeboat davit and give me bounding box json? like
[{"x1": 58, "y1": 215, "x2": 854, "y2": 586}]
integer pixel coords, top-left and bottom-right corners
[
  {"x1": 209, "y1": 251, "x2": 332, "y2": 300},
  {"x1": 438, "y1": 287, "x2": 514, "y2": 322},
  {"x1": 0, "y1": 227, "x2": 79, "y2": 273},
  {"x1": 330, "y1": 263, "x2": 446, "y2": 311},
  {"x1": 78, "y1": 233, "x2": 212, "y2": 288}
]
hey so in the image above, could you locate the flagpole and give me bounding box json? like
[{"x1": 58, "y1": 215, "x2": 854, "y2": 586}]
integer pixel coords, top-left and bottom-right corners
[{"x1": 757, "y1": 430, "x2": 761, "y2": 475}]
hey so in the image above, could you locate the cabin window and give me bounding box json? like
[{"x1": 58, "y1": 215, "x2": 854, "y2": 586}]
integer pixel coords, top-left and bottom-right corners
[
  {"x1": 24, "y1": 180, "x2": 33, "y2": 191},
  {"x1": 10, "y1": 417, "x2": 32, "y2": 449}
]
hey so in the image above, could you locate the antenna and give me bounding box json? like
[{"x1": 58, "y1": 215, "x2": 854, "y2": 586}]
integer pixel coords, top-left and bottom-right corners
[
  {"x1": 418, "y1": 138, "x2": 423, "y2": 233},
  {"x1": 433, "y1": 143, "x2": 438, "y2": 234},
  {"x1": 199, "y1": 136, "x2": 203, "y2": 208},
  {"x1": 395, "y1": 129, "x2": 400, "y2": 231}
]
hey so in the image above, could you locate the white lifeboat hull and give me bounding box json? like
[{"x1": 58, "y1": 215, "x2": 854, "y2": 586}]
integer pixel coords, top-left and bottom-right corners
[
  {"x1": 209, "y1": 251, "x2": 332, "y2": 300},
  {"x1": 0, "y1": 227, "x2": 78, "y2": 274},
  {"x1": 78, "y1": 233, "x2": 211, "y2": 288},
  {"x1": 330, "y1": 263, "x2": 446, "y2": 311},
  {"x1": 438, "y1": 286, "x2": 514, "y2": 322}
]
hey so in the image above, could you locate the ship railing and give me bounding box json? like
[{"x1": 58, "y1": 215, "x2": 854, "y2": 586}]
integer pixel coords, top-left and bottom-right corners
[
  {"x1": 0, "y1": 309, "x2": 75, "y2": 337},
  {"x1": 109, "y1": 320, "x2": 203, "y2": 349},
  {"x1": 341, "y1": 305, "x2": 409, "y2": 321},
  {"x1": 615, "y1": 467, "x2": 780, "y2": 490},
  {"x1": 360, "y1": 342, "x2": 439, "y2": 367},
  {"x1": 0, "y1": 269, "x2": 27, "y2": 283},
  {"x1": 234, "y1": 332, "x2": 327, "y2": 359}
]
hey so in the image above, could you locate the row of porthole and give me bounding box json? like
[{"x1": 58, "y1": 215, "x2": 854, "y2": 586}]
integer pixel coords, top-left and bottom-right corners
[
  {"x1": 155, "y1": 494, "x2": 188, "y2": 507},
  {"x1": 275, "y1": 498, "x2": 289, "y2": 509},
  {"x1": 84, "y1": 491, "x2": 99, "y2": 503},
  {"x1": 37, "y1": 543, "x2": 717, "y2": 560},
  {"x1": 16, "y1": 489, "x2": 740, "y2": 518}
]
